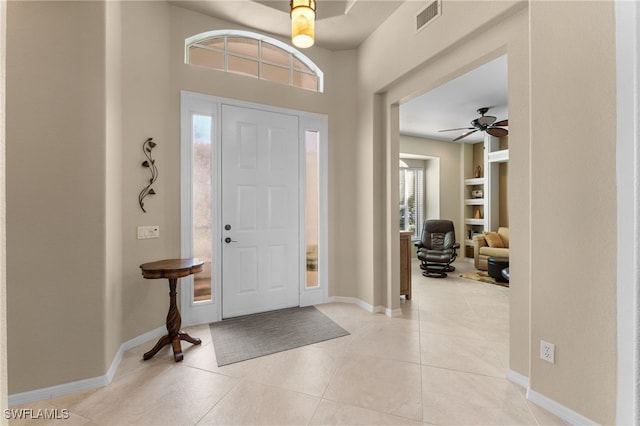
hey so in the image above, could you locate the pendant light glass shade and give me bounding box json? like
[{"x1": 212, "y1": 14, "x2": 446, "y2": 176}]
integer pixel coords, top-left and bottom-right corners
[{"x1": 290, "y1": 0, "x2": 315, "y2": 48}]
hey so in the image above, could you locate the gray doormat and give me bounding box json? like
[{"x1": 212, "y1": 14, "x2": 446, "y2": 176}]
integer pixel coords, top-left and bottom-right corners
[{"x1": 209, "y1": 306, "x2": 349, "y2": 366}]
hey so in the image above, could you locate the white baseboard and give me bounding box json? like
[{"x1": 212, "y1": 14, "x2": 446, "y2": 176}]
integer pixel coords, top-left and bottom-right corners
[
  {"x1": 385, "y1": 307, "x2": 403, "y2": 317},
  {"x1": 326, "y1": 296, "x2": 400, "y2": 317},
  {"x1": 121, "y1": 325, "x2": 166, "y2": 352},
  {"x1": 8, "y1": 325, "x2": 166, "y2": 407},
  {"x1": 507, "y1": 369, "x2": 530, "y2": 388},
  {"x1": 527, "y1": 388, "x2": 599, "y2": 426},
  {"x1": 506, "y1": 371, "x2": 599, "y2": 425},
  {"x1": 327, "y1": 296, "x2": 376, "y2": 313},
  {"x1": 8, "y1": 374, "x2": 109, "y2": 408},
  {"x1": 8, "y1": 309, "x2": 602, "y2": 426},
  {"x1": 327, "y1": 296, "x2": 402, "y2": 317}
]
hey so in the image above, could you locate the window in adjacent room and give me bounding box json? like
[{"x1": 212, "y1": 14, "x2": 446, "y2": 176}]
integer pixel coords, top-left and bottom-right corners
[
  {"x1": 399, "y1": 160, "x2": 425, "y2": 240},
  {"x1": 185, "y1": 30, "x2": 324, "y2": 92}
]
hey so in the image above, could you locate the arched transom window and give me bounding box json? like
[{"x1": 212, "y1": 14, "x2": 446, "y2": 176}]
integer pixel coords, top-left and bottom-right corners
[{"x1": 185, "y1": 30, "x2": 324, "y2": 93}]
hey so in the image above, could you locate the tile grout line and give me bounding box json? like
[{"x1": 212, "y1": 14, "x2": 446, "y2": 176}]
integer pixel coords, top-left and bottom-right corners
[
  {"x1": 193, "y1": 377, "x2": 245, "y2": 426},
  {"x1": 313, "y1": 303, "x2": 425, "y2": 424},
  {"x1": 306, "y1": 339, "x2": 350, "y2": 424}
]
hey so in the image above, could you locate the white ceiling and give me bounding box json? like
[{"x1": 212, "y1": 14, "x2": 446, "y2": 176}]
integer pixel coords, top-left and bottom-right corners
[
  {"x1": 172, "y1": 0, "x2": 404, "y2": 51},
  {"x1": 173, "y1": 1, "x2": 508, "y2": 144},
  {"x1": 399, "y1": 55, "x2": 508, "y2": 143}
]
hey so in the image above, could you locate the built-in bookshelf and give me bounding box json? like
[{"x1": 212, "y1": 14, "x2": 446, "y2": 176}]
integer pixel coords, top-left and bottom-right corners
[
  {"x1": 461, "y1": 135, "x2": 509, "y2": 258},
  {"x1": 464, "y1": 177, "x2": 486, "y2": 248}
]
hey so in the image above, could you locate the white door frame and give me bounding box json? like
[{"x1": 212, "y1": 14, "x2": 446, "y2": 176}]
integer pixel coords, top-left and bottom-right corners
[
  {"x1": 180, "y1": 91, "x2": 328, "y2": 324},
  {"x1": 615, "y1": 0, "x2": 639, "y2": 423}
]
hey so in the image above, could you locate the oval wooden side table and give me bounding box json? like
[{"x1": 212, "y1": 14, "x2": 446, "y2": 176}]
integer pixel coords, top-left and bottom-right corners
[{"x1": 140, "y1": 258, "x2": 204, "y2": 362}]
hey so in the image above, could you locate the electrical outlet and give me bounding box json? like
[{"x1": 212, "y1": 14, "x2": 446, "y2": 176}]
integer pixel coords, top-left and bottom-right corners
[
  {"x1": 137, "y1": 225, "x2": 160, "y2": 240},
  {"x1": 540, "y1": 340, "x2": 555, "y2": 364}
]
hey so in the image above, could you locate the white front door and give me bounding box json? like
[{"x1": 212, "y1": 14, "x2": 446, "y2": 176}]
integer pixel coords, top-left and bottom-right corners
[{"x1": 221, "y1": 105, "x2": 300, "y2": 318}]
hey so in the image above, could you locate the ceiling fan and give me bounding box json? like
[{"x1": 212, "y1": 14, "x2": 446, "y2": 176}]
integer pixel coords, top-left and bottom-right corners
[{"x1": 439, "y1": 107, "x2": 508, "y2": 142}]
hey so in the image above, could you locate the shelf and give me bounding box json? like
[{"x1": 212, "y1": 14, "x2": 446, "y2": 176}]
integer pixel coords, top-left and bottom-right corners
[
  {"x1": 464, "y1": 177, "x2": 484, "y2": 186},
  {"x1": 461, "y1": 137, "x2": 508, "y2": 260},
  {"x1": 465, "y1": 198, "x2": 484, "y2": 205},
  {"x1": 488, "y1": 149, "x2": 509, "y2": 163}
]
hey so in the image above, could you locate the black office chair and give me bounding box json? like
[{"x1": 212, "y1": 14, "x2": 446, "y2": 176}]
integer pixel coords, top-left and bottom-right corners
[{"x1": 415, "y1": 220, "x2": 459, "y2": 278}]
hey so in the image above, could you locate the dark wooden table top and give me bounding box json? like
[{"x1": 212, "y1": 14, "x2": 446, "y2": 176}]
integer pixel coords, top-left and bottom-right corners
[{"x1": 140, "y1": 258, "x2": 204, "y2": 280}]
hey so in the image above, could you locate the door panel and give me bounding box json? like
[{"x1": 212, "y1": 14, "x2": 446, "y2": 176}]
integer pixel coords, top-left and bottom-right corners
[
  {"x1": 236, "y1": 247, "x2": 258, "y2": 293},
  {"x1": 237, "y1": 186, "x2": 258, "y2": 230},
  {"x1": 222, "y1": 105, "x2": 300, "y2": 318},
  {"x1": 268, "y1": 186, "x2": 289, "y2": 228}
]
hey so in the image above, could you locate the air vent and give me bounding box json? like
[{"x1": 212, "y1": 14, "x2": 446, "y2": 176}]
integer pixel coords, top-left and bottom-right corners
[{"x1": 416, "y1": 0, "x2": 441, "y2": 32}]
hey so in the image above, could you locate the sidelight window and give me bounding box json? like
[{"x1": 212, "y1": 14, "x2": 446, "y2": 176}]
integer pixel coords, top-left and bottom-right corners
[
  {"x1": 192, "y1": 114, "x2": 213, "y2": 302},
  {"x1": 305, "y1": 130, "x2": 320, "y2": 288}
]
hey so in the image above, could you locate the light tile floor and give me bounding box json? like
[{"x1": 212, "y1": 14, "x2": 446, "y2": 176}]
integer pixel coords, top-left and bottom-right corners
[{"x1": 11, "y1": 260, "x2": 567, "y2": 425}]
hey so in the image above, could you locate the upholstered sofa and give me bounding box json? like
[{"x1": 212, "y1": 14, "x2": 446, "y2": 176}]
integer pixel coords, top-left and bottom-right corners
[{"x1": 472, "y1": 227, "x2": 509, "y2": 271}]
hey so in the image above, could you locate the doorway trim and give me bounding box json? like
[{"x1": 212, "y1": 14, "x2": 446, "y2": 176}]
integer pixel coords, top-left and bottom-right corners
[
  {"x1": 615, "y1": 0, "x2": 639, "y2": 422},
  {"x1": 179, "y1": 91, "x2": 329, "y2": 325}
]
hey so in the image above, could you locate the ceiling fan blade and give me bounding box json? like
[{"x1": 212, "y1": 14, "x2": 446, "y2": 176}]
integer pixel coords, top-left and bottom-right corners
[
  {"x1": 493, "y1": 119, "x2": 508, "y2": 127},
  {"x1": 453, "y1": 129, "x2": 478, "y2": 142},
  {"x1": 486, "y1": 127, "x2": 508, "y2": 137},
  {"x1": 439, "y1": 127, "x2": 474, "y2": 132}
]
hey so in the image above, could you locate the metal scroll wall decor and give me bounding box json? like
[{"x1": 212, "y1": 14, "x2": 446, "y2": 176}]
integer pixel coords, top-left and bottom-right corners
[{"x1": 138, "y1": 137, "x2": 158, "y2": 213}]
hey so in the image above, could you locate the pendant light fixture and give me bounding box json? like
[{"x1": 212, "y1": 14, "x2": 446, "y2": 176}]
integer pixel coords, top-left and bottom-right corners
[{"x1": 290, "y1": 0, "x2": 316, "y2": 48}]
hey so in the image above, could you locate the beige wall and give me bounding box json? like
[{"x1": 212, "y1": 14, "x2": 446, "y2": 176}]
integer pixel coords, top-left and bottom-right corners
[
  {"x1": 473, "y1": 142, "x2": 484, "y2": 178},
  {"x1": 120, "y1": 1, "x2": 174, "y2": 342},
  {"x1": 104, "y1": 0, "x2": 123, "y2": 374},
  {"x1": 367, "y1": 0, "x2": 530, "y2": 359},
  {"x1": 0, "y1": 0, "x2": 7, "y2": 418},
  {"x1": 360, "y1": 0, "x2": 616, "y2": 423},
  {"x1": 359, "y1": 0, "x2": 525, "y2": 314},
  {"x1": 3, "y1": 1, "x2": 621, "y2": 422},
  {"x1": 400, "y1": 135, "x2": 462, "y2": 241},
  {"x1": 166, "y1": 4, "x2": 360, "y2": 302},
  {"x1": 6, "y1": 0, "x2": 361, "y2": 394},
  {"x1": 6, "y1": 2, "x2": 108, "y2": 392},
  {"x1": 504, "y1": 6, "x2": 531, "y2": 384},
  {"x1": 529, "y1": 1, "x2": 617, "y2": 423},
  {"x1": 399, "y1": 135, "x2": 508, "y2": 247}
]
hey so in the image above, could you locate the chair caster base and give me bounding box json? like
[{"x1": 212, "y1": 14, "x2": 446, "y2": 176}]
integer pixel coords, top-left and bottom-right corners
[
  {"x1": 420, "y1": 262, "x2": 454, "y2": 278},
  {"x1": 422, "y1": 265, "x2": 448, "y2": 278},
  {"x1": 423, "y1": 271, "x2": 448, "y2": 278}
]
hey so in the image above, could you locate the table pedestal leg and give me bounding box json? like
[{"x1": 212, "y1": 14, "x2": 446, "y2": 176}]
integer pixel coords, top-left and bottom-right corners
[{"x1": 143, "y1": 277, "x2": 201, "y2": 362}]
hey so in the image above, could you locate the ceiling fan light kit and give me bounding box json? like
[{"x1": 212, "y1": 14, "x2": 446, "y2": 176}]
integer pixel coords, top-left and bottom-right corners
[
  {"x1": 290, "y1": 0, "x2": 316, "y2": 48},
  {"x1": 439, "y1": 107, "x2": 509, "y2": 142}
]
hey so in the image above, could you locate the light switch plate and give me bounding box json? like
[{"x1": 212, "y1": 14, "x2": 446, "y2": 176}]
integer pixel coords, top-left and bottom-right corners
[{"x1": 137, "y1": 225, "x2": 160, "y2": 239}]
